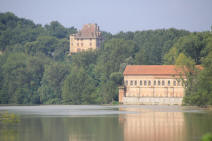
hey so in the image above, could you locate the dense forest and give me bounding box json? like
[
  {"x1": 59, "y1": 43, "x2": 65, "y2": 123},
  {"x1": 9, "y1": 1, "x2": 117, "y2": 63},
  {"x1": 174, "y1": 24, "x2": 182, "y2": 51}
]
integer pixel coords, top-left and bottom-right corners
[{"x1": 0, "y1": 12, "x2": 212, "y2": 105}]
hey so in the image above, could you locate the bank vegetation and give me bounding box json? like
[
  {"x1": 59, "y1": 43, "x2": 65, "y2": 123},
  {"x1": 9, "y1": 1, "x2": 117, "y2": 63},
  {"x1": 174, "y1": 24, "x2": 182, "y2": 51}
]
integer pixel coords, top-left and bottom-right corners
[{"x1": 0, "y1": 12, "x2": 212, "y2": 106}]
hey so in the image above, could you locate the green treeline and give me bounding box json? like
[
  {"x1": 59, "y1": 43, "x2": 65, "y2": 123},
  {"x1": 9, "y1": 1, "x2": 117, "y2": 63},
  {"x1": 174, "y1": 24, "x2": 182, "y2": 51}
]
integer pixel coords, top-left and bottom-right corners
[{"x1": 0, "y1": 12, "x2": 212, "y2": 105}]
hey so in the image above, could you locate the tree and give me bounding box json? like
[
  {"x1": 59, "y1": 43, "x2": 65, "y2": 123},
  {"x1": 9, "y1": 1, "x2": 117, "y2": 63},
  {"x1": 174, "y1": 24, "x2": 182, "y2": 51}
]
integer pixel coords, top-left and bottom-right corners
[
  {"x1": 201, "y1": 133, "x2": 212, "y2": 141},
  {"x1": 0, "y1": 54, "x2": 8, "y2": 104},
  {"x1": 38, "y1": 62, "x2": 70, "y2": 104},
  {"x1": 45, "y1": 21, "x2": 68, "y2": 39},
  {"x1": 0, "y1": 12, "x2": 44, "y2": 51},
  {"x1": 0, "y1": 53, "x2": 49, "y2": 104},
  {"x1": 96, "y1": 39, "x2": 136, "y2": 78},
  {"x1": 0, "y1": 53, "x2": 30, "y2": 103},
  {"x1": 24, "y1": 36, "x2": 58, "y2": 57},
  {"x1": 52, "y1": 38, "x2": 69, "y2": 61},
  {"x1": 133, "y1": 28, "x2": 189, "y2": 65},
  {"x1": 110, "y1": 72, "x2": 123, "y2": 86},
  {"x1": 163, "y1": 47, "x2": 178, "y2": 64},
  {"x1": 183, "y1": 39, "x2": 212, "y2": 106},
  {"x1": 167, "y1": 33, "x2": 208, "y2": 64},
  {"x1": 62, "y1": 67, "x2": 97, "y2": 104},
  {"x1": 135, "y1": 49, "x2": 146, "y2": 64},
  {"x1": 45, "y1": 21, "x2": 77, "y2": 39}
]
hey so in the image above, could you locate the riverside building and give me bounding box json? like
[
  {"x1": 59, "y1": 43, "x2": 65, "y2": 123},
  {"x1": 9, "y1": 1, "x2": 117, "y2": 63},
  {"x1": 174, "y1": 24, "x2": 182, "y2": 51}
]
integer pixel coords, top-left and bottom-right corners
[{"x1": 119, "y1": 65, "x2": 187, "y2": 105}]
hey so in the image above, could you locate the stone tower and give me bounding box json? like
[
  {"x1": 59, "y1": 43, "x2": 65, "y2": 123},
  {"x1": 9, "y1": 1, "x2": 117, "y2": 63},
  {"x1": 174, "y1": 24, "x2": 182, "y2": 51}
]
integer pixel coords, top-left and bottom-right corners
[{"x1": 69, "y1": 24, "x2": 102, "y2": 54}]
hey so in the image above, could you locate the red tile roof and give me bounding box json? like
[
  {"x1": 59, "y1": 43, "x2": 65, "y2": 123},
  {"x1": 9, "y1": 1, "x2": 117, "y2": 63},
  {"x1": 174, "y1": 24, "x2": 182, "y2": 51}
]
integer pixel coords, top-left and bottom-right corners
[{"x1": 123, "y1": 65, "x2": 202, "y2": 75}]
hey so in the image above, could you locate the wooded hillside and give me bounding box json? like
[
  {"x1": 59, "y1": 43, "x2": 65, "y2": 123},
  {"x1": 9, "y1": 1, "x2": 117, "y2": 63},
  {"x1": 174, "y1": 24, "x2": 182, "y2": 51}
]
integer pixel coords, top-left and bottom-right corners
[{"x1": 0, "y1": 12, "x2": 211, "y2": 105}]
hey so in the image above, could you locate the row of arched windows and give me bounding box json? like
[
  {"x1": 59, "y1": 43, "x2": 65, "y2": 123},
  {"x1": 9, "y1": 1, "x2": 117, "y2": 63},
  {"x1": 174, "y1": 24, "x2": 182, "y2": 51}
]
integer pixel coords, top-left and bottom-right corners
[{"x1": 125, "y1": 79, "x2": 182, "y2": 87}]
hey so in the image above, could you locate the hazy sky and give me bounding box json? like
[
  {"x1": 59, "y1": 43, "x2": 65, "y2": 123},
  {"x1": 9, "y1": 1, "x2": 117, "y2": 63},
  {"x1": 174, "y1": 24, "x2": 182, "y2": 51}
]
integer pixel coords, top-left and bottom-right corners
[{"x1": 0, "y1": 0, "x2": 211, "y2": 34}]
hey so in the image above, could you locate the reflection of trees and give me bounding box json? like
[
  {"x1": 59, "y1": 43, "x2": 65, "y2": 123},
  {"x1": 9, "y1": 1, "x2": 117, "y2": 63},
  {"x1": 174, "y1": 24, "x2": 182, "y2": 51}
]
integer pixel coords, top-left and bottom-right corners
[
  {"x1": 63, "y1": 116, "x2": 123, "y2": 141},
  {"x1": 183, "y1": 112, "x2": 212, "y2": 141},
  {"x1": 0, "y1": 112, "x2": 19, "y2": 141},
  {"x1": 17, "y1": 117, "x2": 65, "y2": 141},
  {"x1": 9, "y1": 116, "x2": 123, "y2": 141},
  {"x1": 119, "y1": 108, "x2": 186, "y2": 141}
]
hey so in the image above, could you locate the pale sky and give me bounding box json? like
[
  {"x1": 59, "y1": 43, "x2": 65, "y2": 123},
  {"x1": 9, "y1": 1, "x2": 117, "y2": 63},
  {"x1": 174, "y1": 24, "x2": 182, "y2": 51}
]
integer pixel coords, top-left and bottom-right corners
[{"x1": 0, "y1": 0, "x2": 211, "y2": 34}]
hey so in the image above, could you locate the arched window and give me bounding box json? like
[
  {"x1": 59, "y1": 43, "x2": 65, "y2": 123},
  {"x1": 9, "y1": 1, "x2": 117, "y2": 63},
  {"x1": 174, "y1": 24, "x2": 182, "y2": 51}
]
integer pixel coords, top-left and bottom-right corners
[
  {"x1": 135, "y1": 81, "x2": 137, "y2": 86},
  {"x1": 148, "y1": 81, "x2": 151, "y2": 86},
  {"x1": 162, "y1": 80, "x2": 165, "y2": 86},
  {"x1": 144, "y1": 80, "x2": 147, "y2": 86},
  {"x1": 173, "y1": 81, "x2": 176, "y2": 86},
  {"x1": 168, "y1": 80, "x2": 170, "y2": 86},
  {"x1": 130, "y1": 81, "x2": 133, "y2": 86},
  {"x1": 140, "y1": 80, "x2": 142, "y2": 86},
  {"x1": 158, "y1": 80, "x2": 160, "y2": 86},
  {"x1": 154, "y1": 80, "x2": 156, "y2": 86}
]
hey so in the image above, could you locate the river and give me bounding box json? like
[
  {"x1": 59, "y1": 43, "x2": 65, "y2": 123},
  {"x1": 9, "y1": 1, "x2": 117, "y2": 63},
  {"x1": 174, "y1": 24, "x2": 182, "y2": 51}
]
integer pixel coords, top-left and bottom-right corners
[{"x1": 0, "y1": 105, "x2": 212, "y2": 141}]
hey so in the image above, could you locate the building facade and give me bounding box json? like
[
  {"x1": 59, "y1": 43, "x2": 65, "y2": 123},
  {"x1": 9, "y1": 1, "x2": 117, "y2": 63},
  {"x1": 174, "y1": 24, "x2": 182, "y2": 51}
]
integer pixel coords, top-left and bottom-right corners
[
  {"x1": 119, "y1": 108, "x2": 186, "y2": 141},
  {"x1": 69, "y1": 24, "x2": 102, "y2": 54},
  {"x1": 119, "y1": 65, "x2": 186, "y2": 105}
]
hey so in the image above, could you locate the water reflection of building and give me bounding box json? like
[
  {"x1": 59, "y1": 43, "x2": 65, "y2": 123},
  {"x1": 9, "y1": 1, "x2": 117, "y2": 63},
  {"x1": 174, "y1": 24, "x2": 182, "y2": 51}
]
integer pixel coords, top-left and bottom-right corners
[{"x1": 119, "y1": 108, "x2": 186, "y2": 141}]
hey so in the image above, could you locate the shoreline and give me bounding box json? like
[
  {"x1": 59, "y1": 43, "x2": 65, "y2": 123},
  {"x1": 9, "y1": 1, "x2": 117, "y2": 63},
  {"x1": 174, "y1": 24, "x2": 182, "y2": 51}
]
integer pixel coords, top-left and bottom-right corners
[{"x1": 1, "y1": 104, "x2": 212, "y2": 109}]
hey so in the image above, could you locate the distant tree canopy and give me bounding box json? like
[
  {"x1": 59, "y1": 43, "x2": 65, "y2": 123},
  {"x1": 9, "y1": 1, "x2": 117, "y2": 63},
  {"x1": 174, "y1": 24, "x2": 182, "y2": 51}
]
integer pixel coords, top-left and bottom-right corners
[
  {"x1": 0, "y1": 12, "x2": 212, "y2": 105},
  {"x1": 164, "y1": 32, "x2": 212, "y2": 106}
]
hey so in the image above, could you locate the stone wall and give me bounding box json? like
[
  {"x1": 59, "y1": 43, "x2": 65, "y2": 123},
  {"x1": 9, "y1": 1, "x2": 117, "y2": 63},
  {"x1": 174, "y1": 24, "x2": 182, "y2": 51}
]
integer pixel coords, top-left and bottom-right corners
[
  {"x1": 122, "y1": 97, "x2": 183, "y2": 105},
  {"x1": 69, "y1": 36, "x2": 101, "y2": 54}
]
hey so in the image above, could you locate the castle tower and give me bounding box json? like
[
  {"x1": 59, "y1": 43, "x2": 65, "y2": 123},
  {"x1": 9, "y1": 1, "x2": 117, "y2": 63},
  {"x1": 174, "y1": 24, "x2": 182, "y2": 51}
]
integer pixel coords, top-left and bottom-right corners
[{"x1": 69, "y1": 24, "x2": 102, "y2": 54}]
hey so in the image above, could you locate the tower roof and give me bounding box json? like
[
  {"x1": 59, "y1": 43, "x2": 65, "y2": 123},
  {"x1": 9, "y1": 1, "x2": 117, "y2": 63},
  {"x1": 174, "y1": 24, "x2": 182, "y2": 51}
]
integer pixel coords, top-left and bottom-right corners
[{"x1": 75, "y1": 24, "x2": 101, "y2": 39}]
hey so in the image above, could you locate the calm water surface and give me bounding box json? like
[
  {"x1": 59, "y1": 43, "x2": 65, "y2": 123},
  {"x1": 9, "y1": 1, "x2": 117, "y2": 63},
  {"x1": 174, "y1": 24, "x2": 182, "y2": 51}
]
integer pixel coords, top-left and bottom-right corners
[{"x1": 0, "y1": 105, "x2": 212, "y2": 141}]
